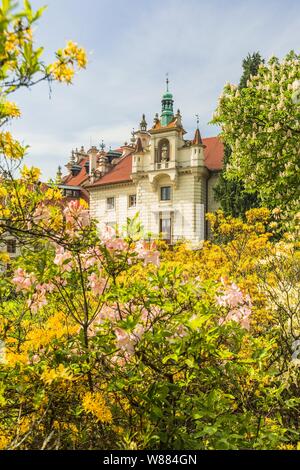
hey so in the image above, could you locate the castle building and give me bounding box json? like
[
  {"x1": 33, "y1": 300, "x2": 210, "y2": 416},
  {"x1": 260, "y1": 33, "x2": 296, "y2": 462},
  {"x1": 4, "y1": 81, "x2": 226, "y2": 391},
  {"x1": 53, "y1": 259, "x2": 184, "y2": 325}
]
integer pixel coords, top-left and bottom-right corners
[{"x1": 60, "y1": 82, "x2": 224, "y2": 243}]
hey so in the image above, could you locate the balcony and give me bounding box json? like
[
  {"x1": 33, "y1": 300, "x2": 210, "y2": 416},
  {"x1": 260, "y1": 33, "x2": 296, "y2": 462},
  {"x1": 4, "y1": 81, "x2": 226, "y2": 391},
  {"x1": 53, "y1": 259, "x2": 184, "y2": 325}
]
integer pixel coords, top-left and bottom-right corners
[{"x1": 153, "y1": 160, "x2": 176, "y2": 171}]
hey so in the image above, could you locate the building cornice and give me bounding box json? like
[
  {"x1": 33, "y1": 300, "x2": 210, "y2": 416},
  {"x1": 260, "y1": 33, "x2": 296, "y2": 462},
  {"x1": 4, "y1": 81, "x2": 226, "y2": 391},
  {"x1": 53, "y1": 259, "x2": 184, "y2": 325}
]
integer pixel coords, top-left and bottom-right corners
[
  {"x1": 148, "y1": 126, "x2": 186, "y2": 136},
  {"x1": 87, "y1": 180, "x2": 135, "y2": 191}
]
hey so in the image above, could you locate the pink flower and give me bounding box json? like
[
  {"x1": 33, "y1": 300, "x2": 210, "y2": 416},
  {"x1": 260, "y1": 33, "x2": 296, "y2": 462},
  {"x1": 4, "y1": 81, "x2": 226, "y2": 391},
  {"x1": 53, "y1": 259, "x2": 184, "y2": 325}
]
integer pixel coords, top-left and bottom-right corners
[
  {"x1": 54, "y1": 247, "x2": 73, "y2": 272},
  {"x1": 175, "y1": 324, "x2": 188, "y2": 338},
  {"x1": 99, "y1": 223, "x2": 116, "y2": 243},
  {"x1": 106, "y1": 238, "x2": 128, "y2": 251},
  {"x1": 88, "y1": 272, "x2": 106, "y2": 295},
  {"x1": 28, "y1": 291, "x2": 47, "y2": 313},
  {"x1": 12, "y1": 268, "x2": 36, "y2": 292},
  {"x1": 64, "y1": 200, "x2": 82, "y2": 220},
  {"x1": 64, "y1": 200, "x2": 90, "y2": 228},
  {"x1": 132, "y1": 324, "x2": 145, "y2": 341},
  {"x1": 36, "y1": 282, "x2": 55, "y2": 294},
  {"x1": 33, "y1": 204, "x2": 50, "y2": 223},
  {"x1": 216, "y1": 282, "x2": 244, "y2": 308},
  {"x1": 216, "y1": 280, "x2": 252, "y2": 330},
  {"x1": 135, "y1": 241, "x2": 160, "y2": 267},
  {"x1": 114, "y1": 328, "x2": 136, "y2": 355}
]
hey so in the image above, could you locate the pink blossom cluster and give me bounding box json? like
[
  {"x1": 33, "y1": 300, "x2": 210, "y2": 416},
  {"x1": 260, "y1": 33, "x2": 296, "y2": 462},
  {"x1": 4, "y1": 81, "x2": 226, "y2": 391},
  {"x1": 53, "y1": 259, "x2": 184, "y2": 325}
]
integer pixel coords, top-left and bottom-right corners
[
  {"x1": 135, "y1": 240, "x2": 160, "y2": 267},
  {"x1": 88, "y1": 273, "x2": 106, "y2": 295},
  {"x1": 12, "y1": 268, "x2": 55, "y2": 313},
  {"x1": 54, "y1": 247, "x2": 73, "y2": 272},
  {"x1": 32, "y1": 204, "x2": 51, "y2": 224},
  {"x1": 27, "y1": 282, "x2": 56, "y2": 313},
  {"x1": 12, "y1": 268, "x2": 36, "y2": 292},
  {"x1": 106, "y1": 238, "x2": 128, "y2": 252},
  {"x1": 113, "y1": 324, "x2": 145, "y2": 361},
  {"x1": 64, "y1": 200, "x2": 90, "y2": 227},
  {"x1": 99, "y1": 222, "x2": 160, "y2": 266},
  {"x1": 216, "y1": 279, "x2": 252, "y2": 330},
  {"x1": 98, "y1": 224, "x2": 128, "y2": 251},
  {"x1": 81, "y1": 247, "x2": 102, "y2": 269},
  {"x1": 99, "y1": 223, "x2": 116, "y2": 243}
]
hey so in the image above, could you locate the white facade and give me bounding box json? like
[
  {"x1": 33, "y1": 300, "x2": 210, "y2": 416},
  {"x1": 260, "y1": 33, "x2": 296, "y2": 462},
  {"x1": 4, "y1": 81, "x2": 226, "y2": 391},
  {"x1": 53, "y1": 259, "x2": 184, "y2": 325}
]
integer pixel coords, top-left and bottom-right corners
[
  {"x1": 88, "y1": 116, "x2": 220, "y2": 243},
  {"x1": 61, "y1": 86, "x2": 224, "y2": 243}
]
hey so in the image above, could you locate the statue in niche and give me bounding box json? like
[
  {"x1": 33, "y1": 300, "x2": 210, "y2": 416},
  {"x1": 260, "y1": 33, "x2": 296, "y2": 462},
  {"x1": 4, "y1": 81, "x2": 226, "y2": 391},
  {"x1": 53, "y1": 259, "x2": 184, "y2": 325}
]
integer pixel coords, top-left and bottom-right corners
[{"x1": 161, "y1": 143, "x2": 169, "y2": 162}]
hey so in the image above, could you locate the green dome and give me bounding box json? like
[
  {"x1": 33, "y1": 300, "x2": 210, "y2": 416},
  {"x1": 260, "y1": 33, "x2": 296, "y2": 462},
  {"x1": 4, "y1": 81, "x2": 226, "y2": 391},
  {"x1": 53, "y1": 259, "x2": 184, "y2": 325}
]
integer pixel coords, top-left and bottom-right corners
[
  {"x1": 162, "y1": 91, "x2": 173, "y2": 100},
  {"x1": 160, "y1": 77, "x2": 175, "y2": 126}
]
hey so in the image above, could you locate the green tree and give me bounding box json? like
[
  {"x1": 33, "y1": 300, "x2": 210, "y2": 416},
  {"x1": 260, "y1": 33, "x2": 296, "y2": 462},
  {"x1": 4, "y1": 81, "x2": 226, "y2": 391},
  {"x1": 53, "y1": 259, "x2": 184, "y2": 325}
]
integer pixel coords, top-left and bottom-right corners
[
  {"x1": 212, "y1": 51, "x2": 300, "y2": 217},
  {"x1": 213, "y1": 53, "x2": 264, "y2": 218},
  {"x1": 239, "y1": 52, "x2": 264, "y2": 89}
]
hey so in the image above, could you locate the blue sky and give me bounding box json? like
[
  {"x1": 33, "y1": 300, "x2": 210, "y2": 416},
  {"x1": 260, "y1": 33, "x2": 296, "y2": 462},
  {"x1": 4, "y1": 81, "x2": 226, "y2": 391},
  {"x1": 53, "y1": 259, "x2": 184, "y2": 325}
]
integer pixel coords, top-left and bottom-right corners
[{"x1": 10, "y1": 0, "x2": 300, "y2": 179}]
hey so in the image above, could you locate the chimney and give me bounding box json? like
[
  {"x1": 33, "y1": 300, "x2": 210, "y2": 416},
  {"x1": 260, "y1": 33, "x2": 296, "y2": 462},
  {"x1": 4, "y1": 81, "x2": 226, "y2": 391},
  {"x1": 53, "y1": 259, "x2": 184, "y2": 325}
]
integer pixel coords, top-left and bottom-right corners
[{"x1": 88, "y1": 146, "x2": 98, "y2": 174}]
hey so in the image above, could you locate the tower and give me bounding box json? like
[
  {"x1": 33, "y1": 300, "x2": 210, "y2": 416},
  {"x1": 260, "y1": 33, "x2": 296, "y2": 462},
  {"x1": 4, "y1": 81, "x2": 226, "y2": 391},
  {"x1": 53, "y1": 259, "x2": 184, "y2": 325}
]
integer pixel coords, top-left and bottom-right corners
[{"x1": 160, "y1": 76, "x2": 174, "y2": 126}]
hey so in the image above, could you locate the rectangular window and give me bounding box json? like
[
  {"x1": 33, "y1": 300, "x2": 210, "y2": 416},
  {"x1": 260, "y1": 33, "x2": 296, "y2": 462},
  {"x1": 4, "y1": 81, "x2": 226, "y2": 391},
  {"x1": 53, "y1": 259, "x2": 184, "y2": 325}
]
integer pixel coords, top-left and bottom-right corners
[
  {"x1": 159, "y1": 216, "x2": 172, "y2": 243},
  {"x1": 160, "y1": 186, "x2": 171, "y2": 201},
  {"x1": 6, "y1": 239, "x2": 16, "y2": 254},
  {"x1": 106, "y1": 197, "x2": 115, "y2": 210},
  {"x1": 128, "y1": 194, "x2": 137, "y2": 208}
]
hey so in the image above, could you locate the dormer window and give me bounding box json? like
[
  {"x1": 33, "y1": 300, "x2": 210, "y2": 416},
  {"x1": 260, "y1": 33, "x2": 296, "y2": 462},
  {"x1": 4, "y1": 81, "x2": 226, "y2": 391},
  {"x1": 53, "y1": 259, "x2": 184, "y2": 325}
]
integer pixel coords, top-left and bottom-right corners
[{"x1": 158, "y1": 139, "x2": 170, "y2": 163}]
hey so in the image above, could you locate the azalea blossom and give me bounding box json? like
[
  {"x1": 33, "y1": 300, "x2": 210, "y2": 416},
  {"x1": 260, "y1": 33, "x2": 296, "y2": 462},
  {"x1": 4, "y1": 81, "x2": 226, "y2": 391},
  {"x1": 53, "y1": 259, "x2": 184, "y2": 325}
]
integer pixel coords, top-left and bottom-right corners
[
  {"x1": 114, "y1": 328, "x2": 136, "y2": 355},
  {"x1": 54, "y1": 247, "x2": 73, "y2": 272},
  {"x1": 28, "y1": 291, "x2": 48, "y2": 313},
  {"x1": 135, "y1": 240, "x2": 160, "y2": 267},
  {"x1": 216, "y1": 279, "x2": 252, "y2": 330},
  {"x1": 12, "y1": 268, "x2": 36, "y2": 292},
  {"x1": 106, "y1": 238, "x2": 128, "y2": 252},
  {"x1": 88, "y1": 272, "x2": 106, "y2": 295},
  {"x1": 216, "y1": 281, "x2": 244, "y2": 308},
  {"x1": 114, "y1": 324, "x2": 144, "y2": 357},
  {"x1": 99, "y1": 223, "x2": 116, "y2": 243}
]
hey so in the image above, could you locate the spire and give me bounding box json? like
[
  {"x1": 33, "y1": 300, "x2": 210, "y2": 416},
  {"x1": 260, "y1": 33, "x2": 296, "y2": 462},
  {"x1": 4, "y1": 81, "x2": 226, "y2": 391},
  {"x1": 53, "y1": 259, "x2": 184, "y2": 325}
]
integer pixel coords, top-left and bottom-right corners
[
  {"x1": 161, "y1": 74, "x2": 174, "y2": 126},
  {"x1": 100, "y1": 139, "x2": 105, "y2": 152},
  {"x1": 193, "y1": 115, "x2": 203, "y2": 145},
  {"x1": 140, "y1": 114, "x2": 147, "y2": 132},
  {"x1": 56, "y1": 165, "x2": 62, "y2": 184}
]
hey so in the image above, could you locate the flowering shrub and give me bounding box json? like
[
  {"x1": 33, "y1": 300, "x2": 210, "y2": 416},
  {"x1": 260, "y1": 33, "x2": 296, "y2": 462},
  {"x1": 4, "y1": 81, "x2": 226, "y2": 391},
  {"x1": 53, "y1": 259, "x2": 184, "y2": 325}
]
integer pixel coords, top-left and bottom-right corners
[
  {"x1": 0, "y1": 0, "x2": 299, "y2": 451},
  {"x1": 212, "y1": 51, "x2": 300, "y2": 216},
  {"x1": 0, "y1": 199, "x2": 299, "y2": 449}
]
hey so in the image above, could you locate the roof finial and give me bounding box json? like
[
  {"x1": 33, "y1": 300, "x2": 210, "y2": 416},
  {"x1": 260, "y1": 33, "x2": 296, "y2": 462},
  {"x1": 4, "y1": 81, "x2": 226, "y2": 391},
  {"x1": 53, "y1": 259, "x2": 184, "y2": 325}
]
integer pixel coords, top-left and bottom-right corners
[
  {"x1": 193, "y1": 115, "x2": 203, "y2": 146},
  {"x1": 56, "y1": 165, "x2": 62, "y2": 184},
  {"x1": 70, "y1": 149, "x2": 75, "y2": 164},
  {"x1": 131, "y1": 128, "x2": 136, "y2": 144},
  {"x1": 100, "y1": 139, "x2": 105, "y2": 152},
  {"x1": 140, "y1": 114, "x2": 147, "y2": 132},
  {"x1": 166, "y1": 72, "x2": 169, "y2": 92}
]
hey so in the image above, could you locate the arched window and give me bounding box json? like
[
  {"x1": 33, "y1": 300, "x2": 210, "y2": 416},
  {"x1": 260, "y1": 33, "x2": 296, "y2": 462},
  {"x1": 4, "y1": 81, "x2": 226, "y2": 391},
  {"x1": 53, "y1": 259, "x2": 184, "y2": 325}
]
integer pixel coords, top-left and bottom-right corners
[{"x1": 157, "y1": 139, "x2": 170, "y2": 163}]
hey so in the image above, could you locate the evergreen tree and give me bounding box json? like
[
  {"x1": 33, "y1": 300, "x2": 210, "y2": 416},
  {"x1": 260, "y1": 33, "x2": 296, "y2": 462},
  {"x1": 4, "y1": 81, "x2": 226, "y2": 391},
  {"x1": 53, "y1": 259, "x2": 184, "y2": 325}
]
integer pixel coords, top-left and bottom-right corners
[
  {"x1": 239, "y1": 52, "x2": 264, "y2": 89},
  {"x1": 214, "y1": 52, "x2": 264, "y2": 218}
]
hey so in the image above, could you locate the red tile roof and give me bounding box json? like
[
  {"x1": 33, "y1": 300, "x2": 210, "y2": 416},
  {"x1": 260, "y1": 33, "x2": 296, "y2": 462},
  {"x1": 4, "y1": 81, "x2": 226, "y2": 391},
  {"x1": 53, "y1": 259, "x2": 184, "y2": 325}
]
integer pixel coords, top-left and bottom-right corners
[
  {"x1": 203, "y1": 136, "x2": 224, "y2": 170},
  {"x1": 88, "y1": 154, "x2": 133, "y2": 188},
  {"x1": 80, "y1": 137, "x2": 224, "y2": 189},
  {"x1": 63, "y1": 156, "x2": 89, "y2": 186}
]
